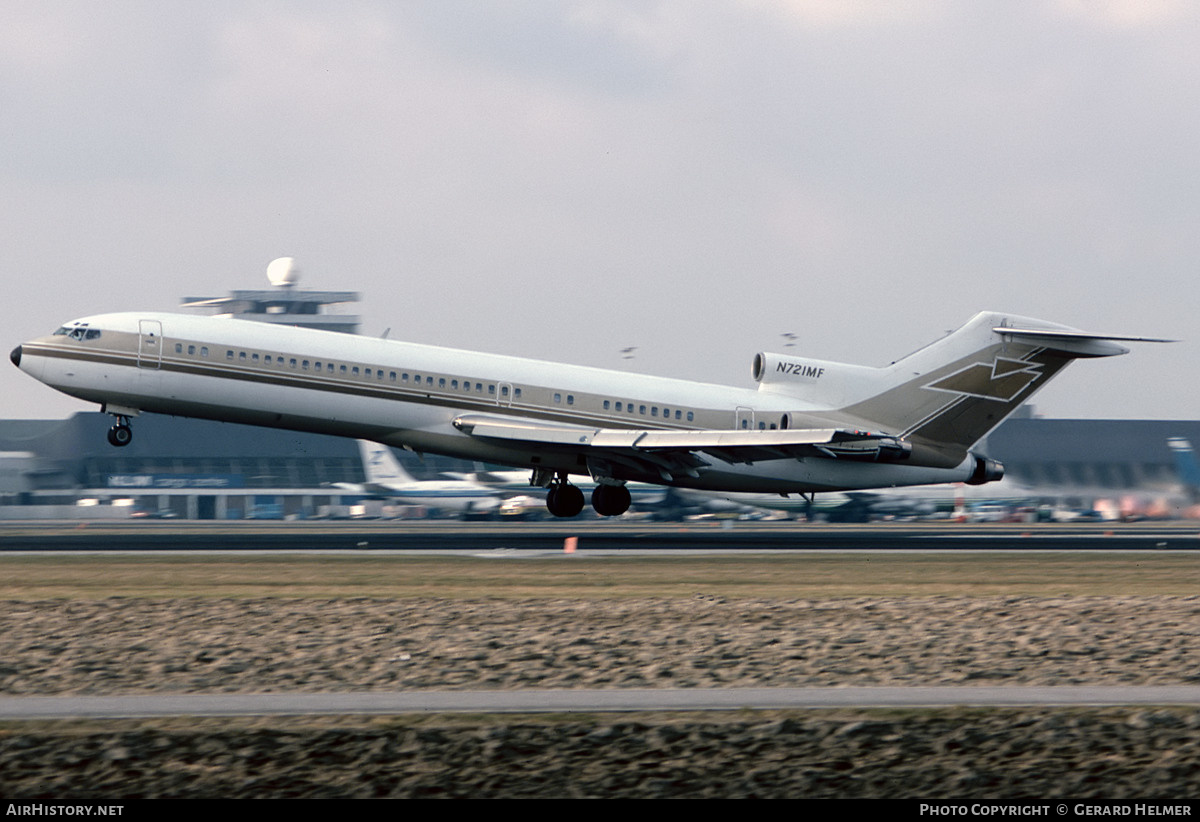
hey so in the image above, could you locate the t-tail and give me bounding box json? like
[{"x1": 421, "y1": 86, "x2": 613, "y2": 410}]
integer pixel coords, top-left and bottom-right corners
[
  {"x1": 358, "y1": 440, "x2": 418, "y2": 485},
  {"x1": 755, "y1": 311, "x2": 1171, "y2": 472}
]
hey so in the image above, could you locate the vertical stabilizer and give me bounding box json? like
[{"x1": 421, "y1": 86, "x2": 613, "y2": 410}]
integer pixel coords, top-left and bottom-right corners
[
  {"x1": 835, "y1": 312, "x2": 1150, "y2": 467},
  {"x1": 358, "y1": 440, "x2": 417, "y2": 485}
]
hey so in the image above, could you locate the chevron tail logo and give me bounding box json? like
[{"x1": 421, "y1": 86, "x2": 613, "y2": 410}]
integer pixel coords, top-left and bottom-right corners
[{"x1": 923, "y1": 357, "x2": 1043, "y2": 402}]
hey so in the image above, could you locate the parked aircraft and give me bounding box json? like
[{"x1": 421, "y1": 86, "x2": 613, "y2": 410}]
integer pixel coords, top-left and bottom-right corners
[
  {"x1": 332, "y1": 439, "x2": 501, "y2": 517},
  {"x1": 10, "y1": 309, "x2": 1164, "y2": 517},
  {"x1": 1036, "y1": 440, "x2": 1200, "y2": 522}
]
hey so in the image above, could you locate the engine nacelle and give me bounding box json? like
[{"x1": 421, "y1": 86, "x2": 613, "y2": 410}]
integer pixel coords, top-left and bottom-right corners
[
  {"x1": 752, "y1": 352, "x2": 831, "y2": 384},
  {"x1": 752, "y1": 351, "x2": 883, "y2": 407},
  {"x1": 966, "y1": 455, "x2": 1005, "y2": 485}
]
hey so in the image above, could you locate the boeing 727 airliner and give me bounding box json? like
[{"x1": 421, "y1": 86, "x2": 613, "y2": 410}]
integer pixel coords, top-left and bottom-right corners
[{"x1": 9, "y1": 310, "x2": 1164, "y2": 517}]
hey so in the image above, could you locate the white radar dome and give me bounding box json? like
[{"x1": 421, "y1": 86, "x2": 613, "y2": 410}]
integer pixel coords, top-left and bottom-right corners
[{"x1": 266, "y1": 257, "x2": 301, "y2": 287}]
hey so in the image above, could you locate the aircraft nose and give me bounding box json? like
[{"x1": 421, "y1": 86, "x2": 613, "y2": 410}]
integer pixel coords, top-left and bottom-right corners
[{"x1": 9, "y1": 345, "x2": 20, "y2": 368}]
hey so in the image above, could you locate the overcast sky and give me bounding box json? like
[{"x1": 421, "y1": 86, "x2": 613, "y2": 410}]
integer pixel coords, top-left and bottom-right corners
[{"x1": 3, "y1": 0, "x2": 1197, "y2": 423}]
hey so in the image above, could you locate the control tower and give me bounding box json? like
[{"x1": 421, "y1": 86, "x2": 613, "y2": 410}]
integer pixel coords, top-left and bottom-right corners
[{"x1": 180, "y1": 258, "x2": 361, "y2": 334}]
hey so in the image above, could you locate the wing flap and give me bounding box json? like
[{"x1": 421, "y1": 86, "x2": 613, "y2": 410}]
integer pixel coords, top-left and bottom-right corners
[{"x1": 452, "y1": 413, "x2": 911, "y2": 475}]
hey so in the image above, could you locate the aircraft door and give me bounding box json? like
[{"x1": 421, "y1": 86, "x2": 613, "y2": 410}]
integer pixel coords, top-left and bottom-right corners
[
  {"x1": 735, "y1": 406, "x2": 755, "y2": 429},
  {"x1": 497, "y1": 382, "x2": 514, "y2": 407},
  {"x1": 138, "y1": 320, "x2": 163, "y2": 369}
]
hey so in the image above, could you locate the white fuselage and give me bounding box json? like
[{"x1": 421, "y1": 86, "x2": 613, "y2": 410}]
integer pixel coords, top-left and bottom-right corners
[
  {"x1": 14, "y1": 311, "x2": 983, "y2": 493},
  {"x1": 352, "y1": 481, "x2": 502, "y2": 513}
]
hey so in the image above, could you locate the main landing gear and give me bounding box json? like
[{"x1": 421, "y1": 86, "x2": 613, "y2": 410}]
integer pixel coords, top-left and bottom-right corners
[
  {"x1": 545, "y1": 476, "x2": 585, "y2": 518},
  {"x1": 542, "y1": 472, "x2": 632, "y2": 518},
  {"x1": 106, "y1": 416, "x2": 133, "y2": 447},
  {"x1": 591, "y1": 483, "x2": 631, "y2": 517}
]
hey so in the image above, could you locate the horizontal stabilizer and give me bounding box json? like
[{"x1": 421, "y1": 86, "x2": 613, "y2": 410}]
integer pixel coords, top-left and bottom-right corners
[{"x1": 992, "y1": 327, "x2": 1175, "y2": 358}]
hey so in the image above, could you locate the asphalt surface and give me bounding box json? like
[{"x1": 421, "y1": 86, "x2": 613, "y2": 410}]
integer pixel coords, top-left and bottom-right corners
[
  {"x1": 6, "y1": 686, "x2": 1200, "y2": 720},
  {"x1": 1, "y1": 519, "x2": 1199, "y2": 551}
]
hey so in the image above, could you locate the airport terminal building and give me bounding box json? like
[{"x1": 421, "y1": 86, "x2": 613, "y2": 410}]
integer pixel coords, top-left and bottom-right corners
[{"x1": 0, "y1": 410, "x2": 1195, "y2": 519}]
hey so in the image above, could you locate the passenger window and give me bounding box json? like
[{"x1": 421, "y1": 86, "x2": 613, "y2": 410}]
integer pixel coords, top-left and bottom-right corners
[
  {"x1": 566, "y1": 395, "x2": 573, "y2": 405},
  {"x1": 514, "y1": 388, "x2": 522, "y2": 399},
  {"x1": 226, "y1": 350, "x2": 233, "y2": 360},
  {"x1": 201, "y1": 347, "x2": 209, "y2": 357},
  {"x1": 174, "y1": 343, "x2": 183, "y2": 354},
  {"x1": 615, "y1": 402, "x2": 622, "y2": 412},
  {"x1": 252, "y1": 353, "x2": 260, "y2": 362},
  {"x1": 603, "y1": 400, "x2": 611, "y2": 410},
  {"x1": 554, "y1": 393, "x2": 562, "y2": 403},
  {"x1": 687, "y1": 412, "x2": 694, "y2": 422},
  {"x1": 188, "y1": 345, "x2": 196, "y2": 355}
]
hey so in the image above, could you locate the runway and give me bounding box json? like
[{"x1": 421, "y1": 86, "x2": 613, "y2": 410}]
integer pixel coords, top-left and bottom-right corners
[
  {"x1": 2, "y1": 519, "x2": 1199, "y2": 552},
  {"x1": 6, "y1": 686, "x2": 1200, "y2": 720}
]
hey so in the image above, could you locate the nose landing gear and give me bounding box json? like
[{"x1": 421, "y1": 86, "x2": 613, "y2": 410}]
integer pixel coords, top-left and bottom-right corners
[{"x1": 106, "y1": 417, "x2": 133, "y2": 447}]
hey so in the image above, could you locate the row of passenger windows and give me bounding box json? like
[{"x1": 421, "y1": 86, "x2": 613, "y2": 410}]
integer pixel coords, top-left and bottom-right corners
[
  {"x1": 600, "y1": 399, "x2": 694, "y2": 422},
  {"x1": 540, "y1": 394, "x2": 695, "y2": 421},
  {"x1": 172, "y1": 340, "x2": 525, "y2": 398},
  {"x1": 172, "y1": 341, "x2": 696, "y2": 423},
  {"x1": 173, "y1": 342, "x2": 521, "y2": 398}
]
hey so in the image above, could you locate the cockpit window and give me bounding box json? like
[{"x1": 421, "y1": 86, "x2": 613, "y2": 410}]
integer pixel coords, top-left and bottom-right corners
[{"x1": 55, "y1": 325, "x2": 101, "y2": 341}]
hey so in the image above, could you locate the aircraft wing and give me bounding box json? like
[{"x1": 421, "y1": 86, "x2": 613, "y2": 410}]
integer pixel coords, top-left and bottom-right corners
[{"x1": 452, "y1": 413, "x2": 910, "y2": 482}]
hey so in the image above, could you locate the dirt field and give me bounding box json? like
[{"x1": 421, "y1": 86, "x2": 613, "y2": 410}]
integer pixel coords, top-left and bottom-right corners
[{"x1": 2, "y1": 551, "x2": 1199, "y2": 798}]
